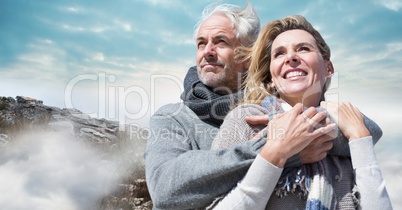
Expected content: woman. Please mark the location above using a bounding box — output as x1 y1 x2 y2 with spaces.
208 15 392 209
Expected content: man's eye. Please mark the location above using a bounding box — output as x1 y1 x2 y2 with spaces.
197 42 206 49
298 46 310 52
216 40 228 46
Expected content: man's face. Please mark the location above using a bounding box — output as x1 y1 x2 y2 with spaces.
195 14 247 94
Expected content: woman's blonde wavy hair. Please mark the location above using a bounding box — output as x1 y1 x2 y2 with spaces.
237 15 331 106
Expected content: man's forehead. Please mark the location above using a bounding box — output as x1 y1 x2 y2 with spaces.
197 15 236 39
196 34 231 41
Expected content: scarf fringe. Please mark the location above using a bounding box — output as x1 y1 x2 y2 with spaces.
275 167 311 200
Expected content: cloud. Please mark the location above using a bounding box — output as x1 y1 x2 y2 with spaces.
65 6 81 13
159 30 194 46
377 152 402 209
0 38 68 82
384 42 402 57
93 52 105 61
375 0 402 11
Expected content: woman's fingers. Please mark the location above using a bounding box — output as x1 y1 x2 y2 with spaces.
260 103 338 167
264 105 332 154
312 122 336 138
306 111 327 129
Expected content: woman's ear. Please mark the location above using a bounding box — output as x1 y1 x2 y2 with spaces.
326 61 334 78
269 79 275 88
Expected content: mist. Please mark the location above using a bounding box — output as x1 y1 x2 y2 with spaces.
0 130 143 210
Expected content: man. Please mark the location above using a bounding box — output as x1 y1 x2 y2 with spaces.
145 3 331 209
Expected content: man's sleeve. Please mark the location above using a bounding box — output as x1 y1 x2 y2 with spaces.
145 106 266 209
211 104 302 167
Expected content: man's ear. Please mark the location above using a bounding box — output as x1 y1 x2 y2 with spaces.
326 61 334 78
243 60 250 70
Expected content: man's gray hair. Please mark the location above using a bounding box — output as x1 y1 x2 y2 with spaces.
193 2 260 47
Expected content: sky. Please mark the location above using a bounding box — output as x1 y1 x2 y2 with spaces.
1 0 402 209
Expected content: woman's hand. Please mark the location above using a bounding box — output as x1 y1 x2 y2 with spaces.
320 101 370 141
246 112 336 163
259 103 335 167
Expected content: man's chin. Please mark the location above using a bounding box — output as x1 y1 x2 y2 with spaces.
200 71 220 82
200 77 220 88
202 66 220 73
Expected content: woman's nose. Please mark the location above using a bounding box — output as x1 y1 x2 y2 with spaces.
285 51 299 64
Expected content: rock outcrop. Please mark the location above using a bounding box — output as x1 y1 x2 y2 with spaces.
0 96 121 144
0 96 152 209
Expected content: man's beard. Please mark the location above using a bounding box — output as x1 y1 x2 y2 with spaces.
198 64 244 95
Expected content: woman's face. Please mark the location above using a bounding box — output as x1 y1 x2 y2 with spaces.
269 29 333 107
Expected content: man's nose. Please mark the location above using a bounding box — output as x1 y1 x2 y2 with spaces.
203 42 217 58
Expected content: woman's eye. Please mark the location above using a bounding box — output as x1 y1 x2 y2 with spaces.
273 51 284 58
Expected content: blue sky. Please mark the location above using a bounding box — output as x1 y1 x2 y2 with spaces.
1 0 402 208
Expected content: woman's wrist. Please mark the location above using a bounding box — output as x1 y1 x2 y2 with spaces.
349 127 370 141
259 144 288 168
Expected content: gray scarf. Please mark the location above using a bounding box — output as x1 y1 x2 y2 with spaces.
180 66 242 126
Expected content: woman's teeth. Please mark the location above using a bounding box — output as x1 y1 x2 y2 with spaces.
285 71 306 79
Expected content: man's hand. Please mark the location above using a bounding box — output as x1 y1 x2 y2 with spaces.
299 131 336 163
299 113 337 163
244 114 269 140
244 114 270 125
245 114 288 140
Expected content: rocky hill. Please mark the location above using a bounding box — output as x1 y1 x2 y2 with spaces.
0 96 152 209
